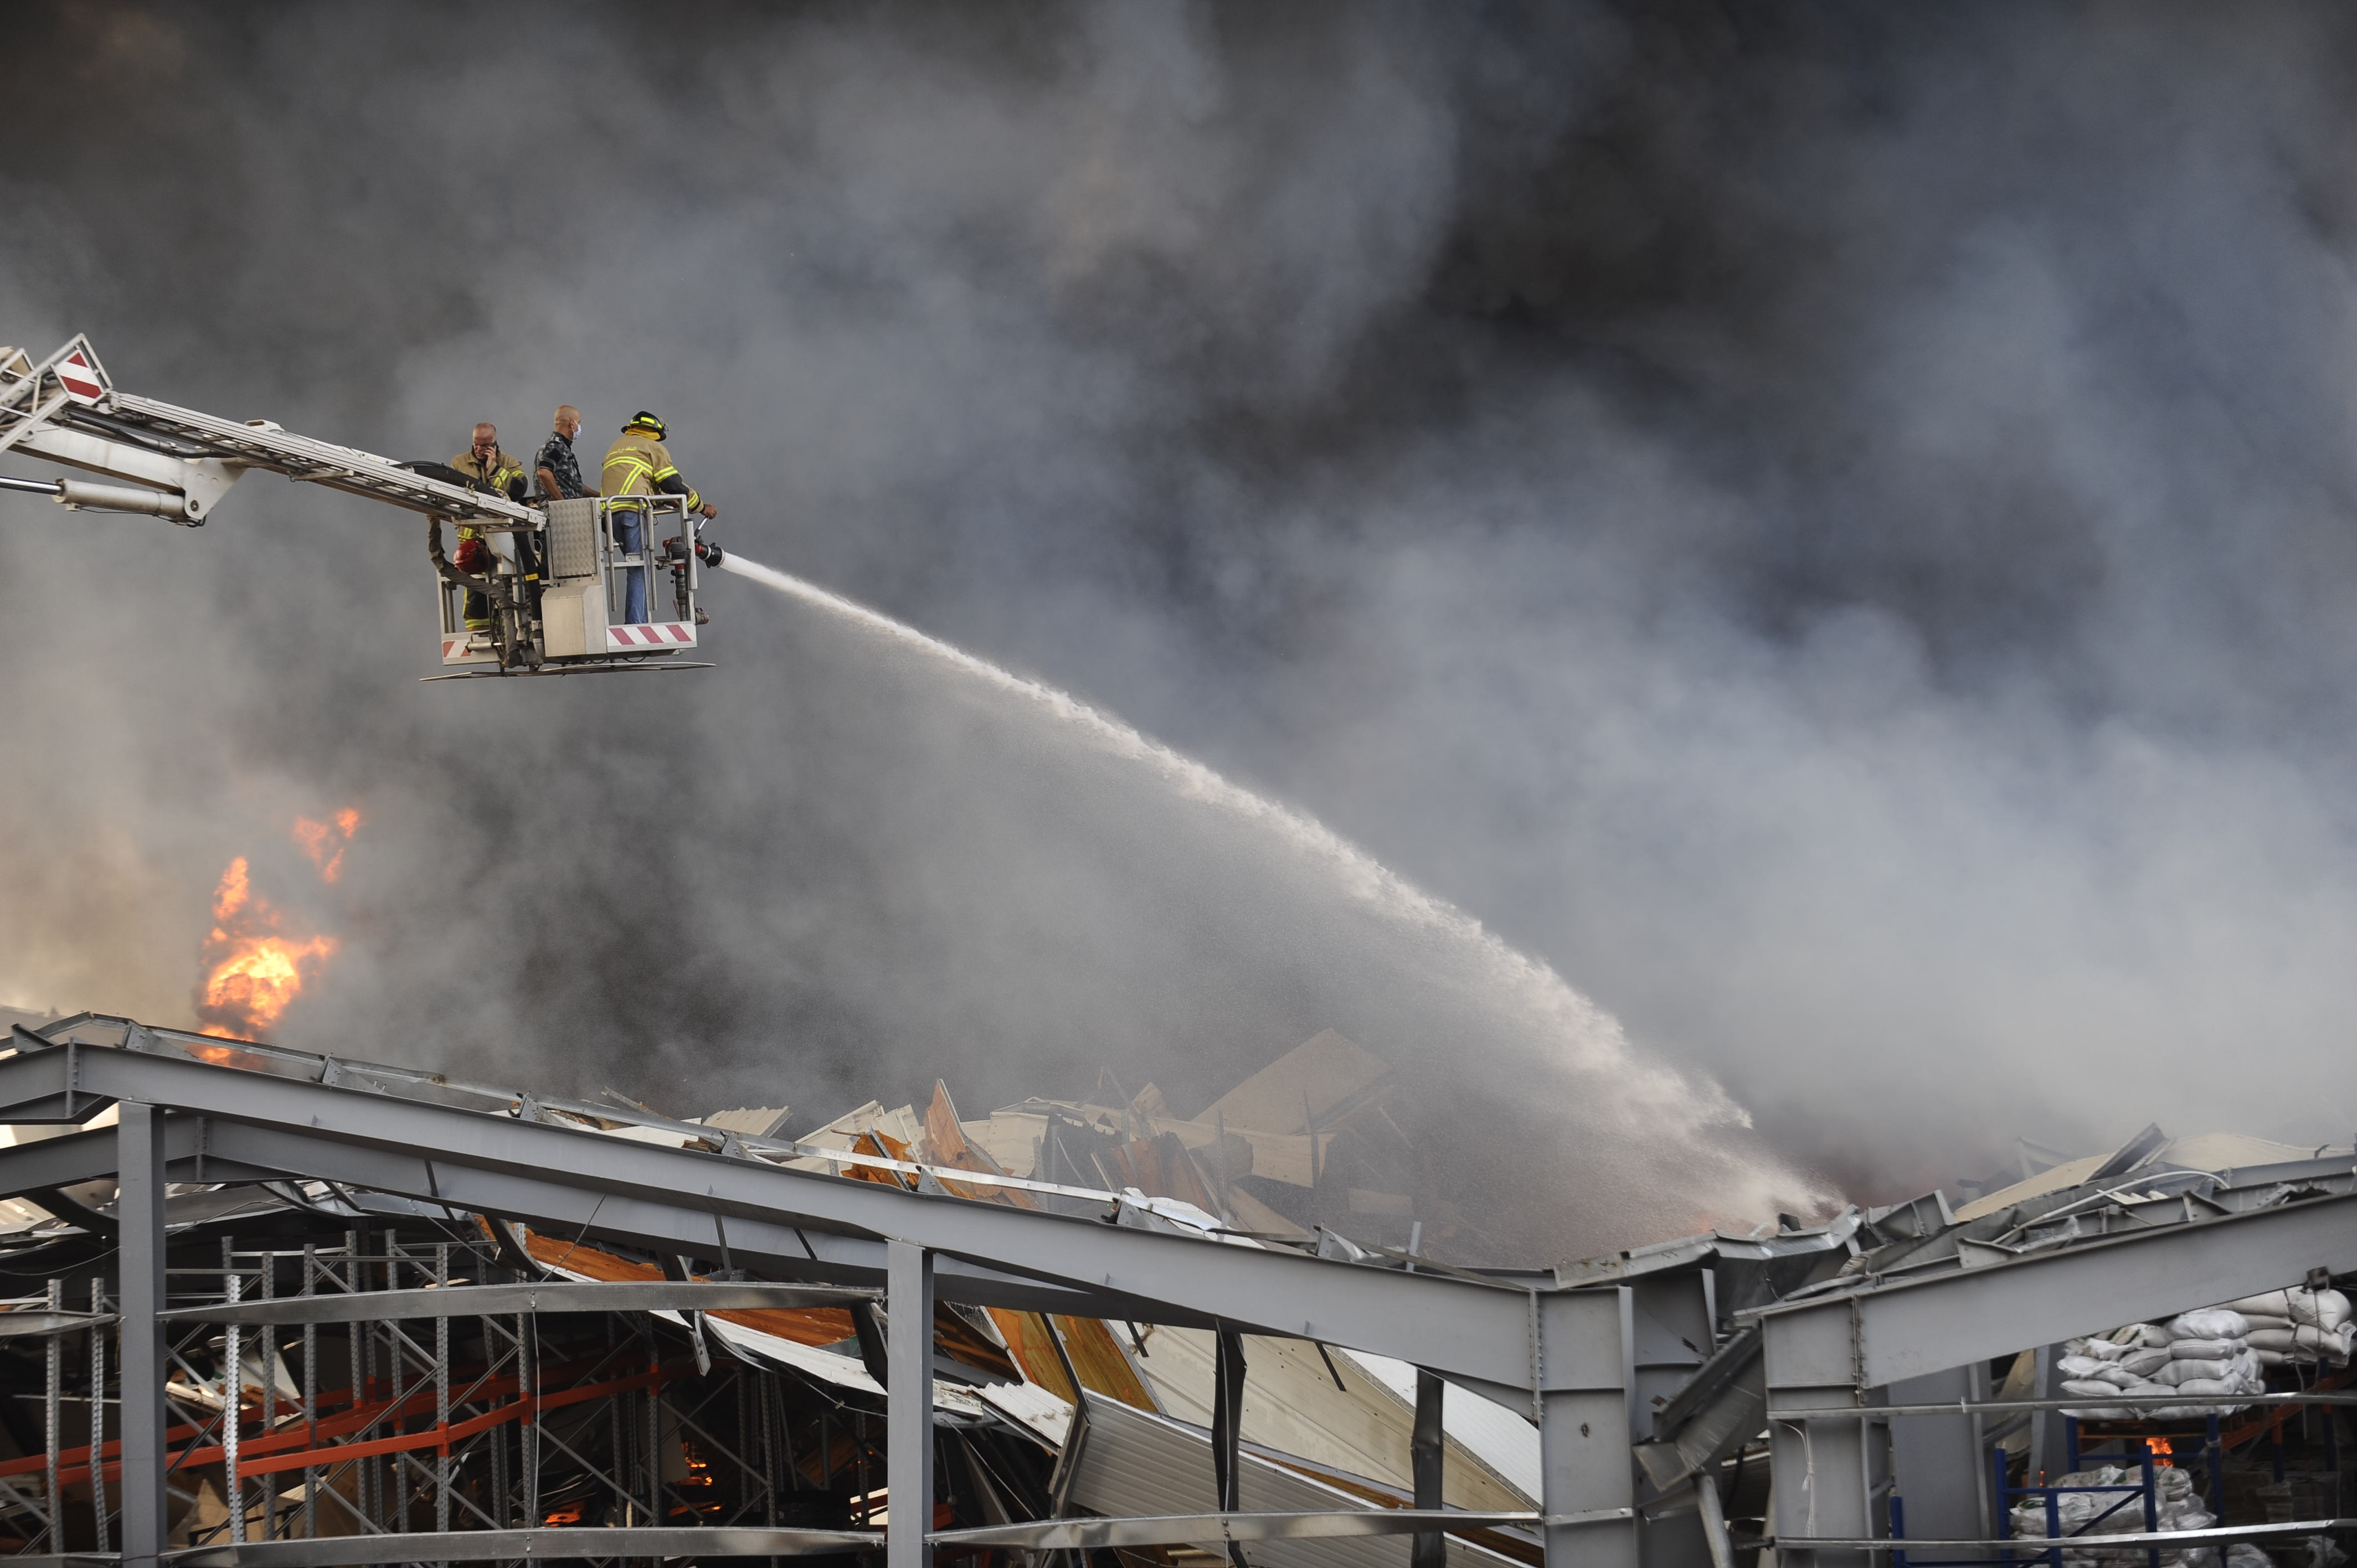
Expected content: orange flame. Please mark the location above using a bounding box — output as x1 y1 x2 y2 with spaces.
2147 1437 2175 1468
194 851 339 1039
292 808 362 883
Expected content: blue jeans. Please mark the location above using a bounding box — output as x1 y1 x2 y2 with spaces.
614 510 647 623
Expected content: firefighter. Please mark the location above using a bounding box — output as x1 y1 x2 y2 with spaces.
449 422 529 632
600 411 717 625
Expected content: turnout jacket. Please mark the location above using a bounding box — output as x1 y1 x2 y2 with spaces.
449 445 529 503
600 430 703 513
446 445 529 577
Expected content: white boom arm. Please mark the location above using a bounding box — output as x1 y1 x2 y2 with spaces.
0 334 533 529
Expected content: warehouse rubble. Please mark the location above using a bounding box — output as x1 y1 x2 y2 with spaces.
1 1014 2355 1568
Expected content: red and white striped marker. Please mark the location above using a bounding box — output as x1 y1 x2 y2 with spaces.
54 349 104 405
606 622 697 648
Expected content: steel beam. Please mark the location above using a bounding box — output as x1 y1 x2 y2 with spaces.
1762 1299 1885 1568
193 1118 1146 1320
163 1527 880 1566
932 1510 1550 1550
1538 1285 1639 1568
889 1240 934 1568
1412 1369 1445 1568
1883 1364 1987 1544
116 1105 167 1568
157 1280 879 1323
1757 1189 2357 1389
0 1119 207 1193
1629 1272 1715 1568
0 1046 1551 1387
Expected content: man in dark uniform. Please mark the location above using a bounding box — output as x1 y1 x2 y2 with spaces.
534 405 594 501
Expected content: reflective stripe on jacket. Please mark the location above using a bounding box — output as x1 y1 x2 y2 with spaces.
600 430 701 512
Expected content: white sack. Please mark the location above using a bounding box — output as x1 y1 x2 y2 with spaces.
2152 1358 2236 1385
2169 1338 2243 1361
2168 1309 2250 1340
2171 1378 2237 1396
2245 1324 2350 1361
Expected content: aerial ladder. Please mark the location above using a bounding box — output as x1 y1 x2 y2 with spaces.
0 334 721 678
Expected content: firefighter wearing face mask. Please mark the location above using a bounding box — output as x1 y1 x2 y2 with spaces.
600 411 717 625
448 422 530 631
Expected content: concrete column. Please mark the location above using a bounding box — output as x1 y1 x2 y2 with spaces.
888 1240 934 1568
117 1103 169 1568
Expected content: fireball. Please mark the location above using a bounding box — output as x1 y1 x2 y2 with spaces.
193 808 361 1039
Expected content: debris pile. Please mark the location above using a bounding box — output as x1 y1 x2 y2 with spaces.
800 1029 1448 1251
2006 1462 2214 1568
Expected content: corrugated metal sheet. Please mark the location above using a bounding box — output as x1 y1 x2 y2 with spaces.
1135 1327 1535 1512
1067 1393 1528 1568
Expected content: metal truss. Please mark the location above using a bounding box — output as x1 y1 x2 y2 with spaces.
5 1014 2352 1568
0 1018 1638 1568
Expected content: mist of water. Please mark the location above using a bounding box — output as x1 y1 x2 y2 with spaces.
718 550 1815 1219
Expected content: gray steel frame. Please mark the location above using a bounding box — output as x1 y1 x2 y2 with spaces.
1757 1189 2357 1568
0 1026 1640 1568
9 1019 2353 1568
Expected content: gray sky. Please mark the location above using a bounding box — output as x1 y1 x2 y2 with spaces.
5 2 2356 1256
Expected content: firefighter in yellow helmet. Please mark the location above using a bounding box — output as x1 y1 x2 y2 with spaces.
450 422 529 631
600 411 717 625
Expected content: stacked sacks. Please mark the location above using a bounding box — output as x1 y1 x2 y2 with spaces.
2059 1309 2265 1419
2217 1287 2354 1369
2006 1462 2216 1568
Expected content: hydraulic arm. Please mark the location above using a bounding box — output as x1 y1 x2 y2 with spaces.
1 334 713 678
